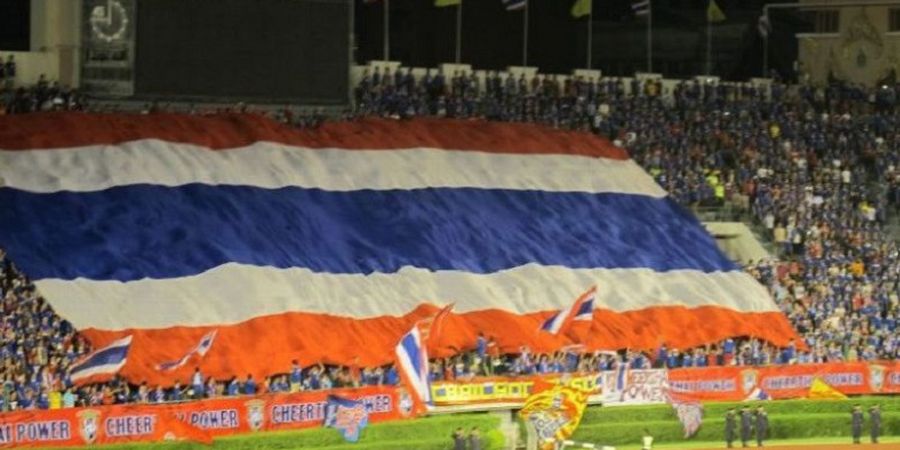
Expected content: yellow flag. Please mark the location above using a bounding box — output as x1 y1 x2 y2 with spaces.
520 380 591 448
808 377 848 400
435 0 461 6
571 0 591 18
707 0 726 23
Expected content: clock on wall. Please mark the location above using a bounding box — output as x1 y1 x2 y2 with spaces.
90 0 129 43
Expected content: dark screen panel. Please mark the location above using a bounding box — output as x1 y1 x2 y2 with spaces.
0 0 30 51
135 0 349 104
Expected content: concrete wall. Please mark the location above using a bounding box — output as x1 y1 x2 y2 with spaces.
6 0 80 87
797 2 900 86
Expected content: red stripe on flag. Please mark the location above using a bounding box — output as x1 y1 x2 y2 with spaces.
78 305 799 387
0 113 630 159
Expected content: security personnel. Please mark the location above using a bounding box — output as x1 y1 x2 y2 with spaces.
869 405 881 444
740 406 753 448
755 406 768 447
725 407 737 448
851 405 863 444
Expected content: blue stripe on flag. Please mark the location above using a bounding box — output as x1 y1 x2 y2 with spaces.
0 186 737 281
575 299 593 316
400 332 424 378
71 344 129 373
541 312 561 331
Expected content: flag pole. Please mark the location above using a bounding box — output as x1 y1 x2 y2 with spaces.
706 10 712 75
455 0 463 63
522 0 529 66
762 10 769 77
647 0 653 72
383 0 390 60
586 2 593 69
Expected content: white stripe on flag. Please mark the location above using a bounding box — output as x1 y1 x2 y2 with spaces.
35 266 775 330
0 143 666 197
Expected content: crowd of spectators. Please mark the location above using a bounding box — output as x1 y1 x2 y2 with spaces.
0 54 85 115
0 64 898 411
353 66 900 367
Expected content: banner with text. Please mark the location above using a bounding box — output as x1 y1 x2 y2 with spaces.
667 361 900 401
431 369 667 406
432 362 899 406
0 386 410 447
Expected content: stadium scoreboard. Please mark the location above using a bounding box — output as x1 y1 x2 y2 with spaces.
81 0 351 105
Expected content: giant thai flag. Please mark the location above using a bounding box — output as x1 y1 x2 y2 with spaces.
0 113 799 385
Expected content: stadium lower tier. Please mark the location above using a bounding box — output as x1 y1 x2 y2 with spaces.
0 366 897 448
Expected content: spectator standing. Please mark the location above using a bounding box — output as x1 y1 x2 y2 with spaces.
289 360 303 392
226 377 240 396
191 367 203 399
243 374 257 395
62 388 76 408
3 55 14 88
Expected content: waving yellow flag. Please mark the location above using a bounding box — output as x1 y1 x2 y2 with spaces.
808 377 848 400
707 0 726 23
571 0 591 18
520 380 592 449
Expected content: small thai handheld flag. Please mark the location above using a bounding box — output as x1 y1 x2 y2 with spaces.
70 335 133 384
157 330 218 371
540 286 596 334
394 325 432 412
502 0 527 11
324 394 370 442
744 387 771 401
632 0 650 16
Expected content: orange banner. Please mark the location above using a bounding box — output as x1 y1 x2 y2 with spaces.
668 361 900 401
0 386 411 447
0 405 210 448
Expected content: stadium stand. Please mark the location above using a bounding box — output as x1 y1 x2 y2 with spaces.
0 66 896 411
